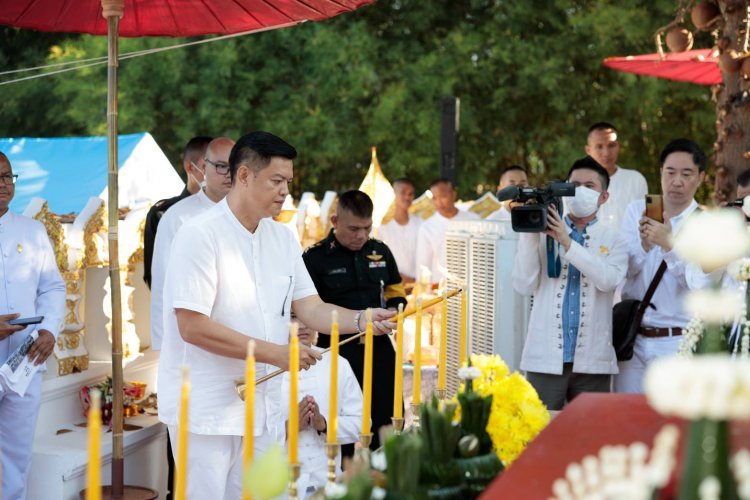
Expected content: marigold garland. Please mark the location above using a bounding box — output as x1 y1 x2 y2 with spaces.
462 354 550 465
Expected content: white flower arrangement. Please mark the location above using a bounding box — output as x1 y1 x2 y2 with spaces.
685 289 744 325
371 486 387 500
678 318 705 357
549 424 680 500
370 450 387 471
324 482 347 499
729 258 750 282
645 355 750 421
674 209 750 272
457 366 481 381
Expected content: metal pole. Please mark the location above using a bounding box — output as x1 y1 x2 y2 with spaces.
103 0 124 495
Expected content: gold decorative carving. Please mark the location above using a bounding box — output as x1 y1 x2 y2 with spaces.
82 201 107 268
469 194 502 219
56 354 89 376
32 201 69 274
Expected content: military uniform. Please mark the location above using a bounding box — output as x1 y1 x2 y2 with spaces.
303 230 406 450
142 186 190 289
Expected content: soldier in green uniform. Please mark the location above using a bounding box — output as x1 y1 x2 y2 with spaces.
303 190 406 453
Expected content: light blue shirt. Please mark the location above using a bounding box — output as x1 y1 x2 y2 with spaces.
562 215 597 362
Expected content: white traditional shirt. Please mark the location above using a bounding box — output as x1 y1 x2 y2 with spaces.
282 349 362 497
150 189 216 350
621 199 713 328
377 215 421 280
0 211 65 366
486 206 510 221
158 199 318 436
597 166 648 229
414 209 480 282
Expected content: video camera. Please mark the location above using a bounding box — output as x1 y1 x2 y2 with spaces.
496 182 576 233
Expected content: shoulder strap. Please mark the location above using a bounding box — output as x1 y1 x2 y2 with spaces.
638 260 668 313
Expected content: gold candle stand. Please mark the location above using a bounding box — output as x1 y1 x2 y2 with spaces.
288 463 301 500
359 433 373 453
391 417 405 434
410 403 421 430
325 442 339 486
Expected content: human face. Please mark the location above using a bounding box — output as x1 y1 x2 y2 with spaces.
331 209 372 251
0 157 15 215
247 157 294 219
393 181 415 211
660 151 704 210
738 183 750 200
498 169 528 190
203 139 234 202
568 168 607 196
185 156 206 184
585 129 620 175
430 182 457 217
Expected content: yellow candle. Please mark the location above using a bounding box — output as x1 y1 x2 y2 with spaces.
243 340 255 500
459 290 467 368
288 323 299 464
438 288 448 392
393 303 404 419
175 367 190 500
327 310 339 444
413 296 423 406
361 309 373 436
86 389 101 500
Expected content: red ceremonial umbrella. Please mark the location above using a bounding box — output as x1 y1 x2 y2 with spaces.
603 48 721 85
0 0 375 497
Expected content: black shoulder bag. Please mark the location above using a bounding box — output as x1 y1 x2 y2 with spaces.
612 260 668 361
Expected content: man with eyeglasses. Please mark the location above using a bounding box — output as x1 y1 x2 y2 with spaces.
151 137 235 351
0 152 66 499
150 136 233 500
143 136 212 290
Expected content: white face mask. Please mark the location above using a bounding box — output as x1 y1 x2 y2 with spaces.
566 186 601 218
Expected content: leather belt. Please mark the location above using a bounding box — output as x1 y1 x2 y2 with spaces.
639 326 683 337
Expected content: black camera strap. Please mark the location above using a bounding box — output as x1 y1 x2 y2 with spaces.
546 235 561 278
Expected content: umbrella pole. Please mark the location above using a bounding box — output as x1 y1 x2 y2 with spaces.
104 1 124 496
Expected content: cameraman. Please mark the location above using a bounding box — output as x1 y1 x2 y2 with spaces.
512 157 628 410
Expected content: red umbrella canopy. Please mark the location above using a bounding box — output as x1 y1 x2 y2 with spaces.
603 48 721 86
0 0 375 36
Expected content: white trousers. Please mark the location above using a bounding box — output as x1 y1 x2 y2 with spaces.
168 426 280 500
0 373 42 500
614 335 681 393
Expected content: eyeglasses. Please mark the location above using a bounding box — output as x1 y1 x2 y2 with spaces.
0 174 17 185
204 158 230 175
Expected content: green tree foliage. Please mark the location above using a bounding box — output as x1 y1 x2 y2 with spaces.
0 0 715 199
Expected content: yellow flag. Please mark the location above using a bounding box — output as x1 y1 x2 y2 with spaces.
358 147 395 228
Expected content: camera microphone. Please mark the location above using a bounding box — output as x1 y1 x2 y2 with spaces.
496 185 520 202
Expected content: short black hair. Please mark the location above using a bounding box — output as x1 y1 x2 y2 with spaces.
229 131 298 182
337 190 373 218
587 122 618 135
738 169 750 187
499 165 527 179
429 178 455 190
392 177 415 189
659 138 707 172
567 156 610 190
183 136 213 163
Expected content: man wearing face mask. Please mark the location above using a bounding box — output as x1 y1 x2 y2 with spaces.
143 136 212 289
512 156 628 410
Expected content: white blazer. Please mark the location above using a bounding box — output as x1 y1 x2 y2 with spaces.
512 219 628 375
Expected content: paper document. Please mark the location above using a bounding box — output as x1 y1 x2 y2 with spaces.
0 331 42 396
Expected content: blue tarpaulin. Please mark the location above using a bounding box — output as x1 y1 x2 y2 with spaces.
1 132 183 214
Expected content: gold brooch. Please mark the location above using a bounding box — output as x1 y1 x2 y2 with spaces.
17 244 22 254
599 245 609 255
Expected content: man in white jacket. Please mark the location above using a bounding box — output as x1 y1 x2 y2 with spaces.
0 152 66 499
512 157 628 410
